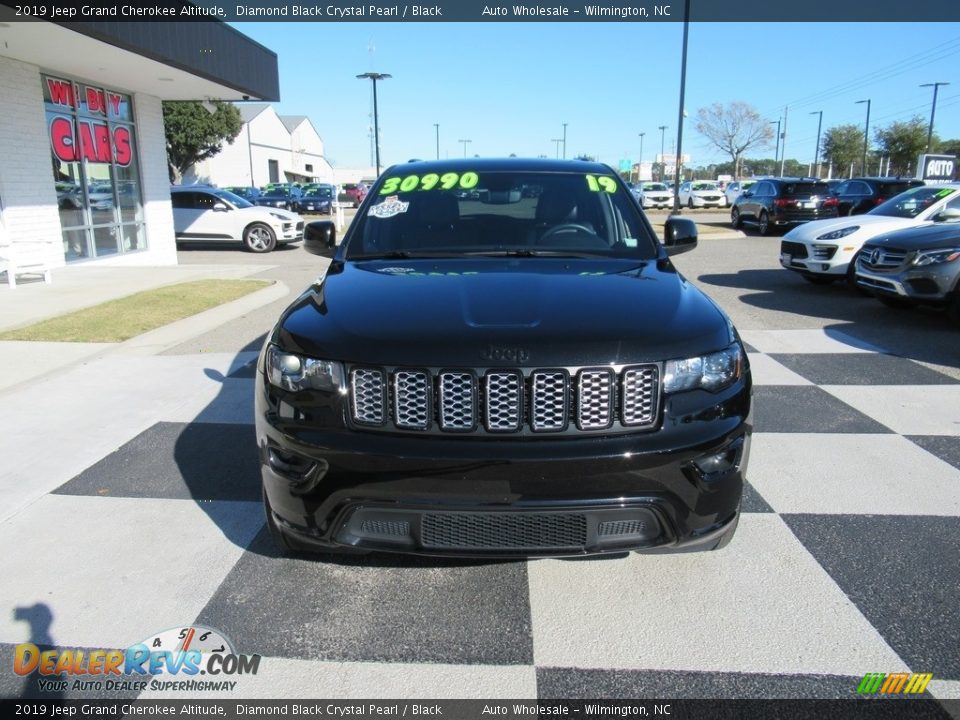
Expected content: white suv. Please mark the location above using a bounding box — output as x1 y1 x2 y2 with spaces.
171 186 304 253
780 184 960 286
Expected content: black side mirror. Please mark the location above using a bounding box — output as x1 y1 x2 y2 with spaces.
663 217 698 256
304 220 337 258
740 190 752 198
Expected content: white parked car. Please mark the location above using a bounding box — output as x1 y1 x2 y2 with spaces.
637 182 674 209
171 186 304 253
678 181 726 209
780 184 960 286
724 180 756 207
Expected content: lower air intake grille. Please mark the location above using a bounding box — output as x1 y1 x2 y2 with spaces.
360 520 410 537
598 519 647 537
421 512 588 550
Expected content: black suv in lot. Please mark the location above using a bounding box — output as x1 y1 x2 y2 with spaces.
731 177 838 235
831 177 925 216
256 159 752 558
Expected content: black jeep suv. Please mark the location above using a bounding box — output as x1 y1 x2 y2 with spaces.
830 177 925 216
731 177 838 235
256 159 752 558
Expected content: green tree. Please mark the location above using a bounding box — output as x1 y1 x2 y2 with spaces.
163 101 243 183
694 101 773 179
821 124 864 177
874 116 932 176
936 138 960 158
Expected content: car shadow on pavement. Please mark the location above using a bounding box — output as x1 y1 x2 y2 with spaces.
698 269 960 371
173 341 545 569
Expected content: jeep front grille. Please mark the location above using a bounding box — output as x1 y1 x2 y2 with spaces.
349 364 661 436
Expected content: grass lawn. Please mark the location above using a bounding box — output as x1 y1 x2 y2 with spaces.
0 279 272 343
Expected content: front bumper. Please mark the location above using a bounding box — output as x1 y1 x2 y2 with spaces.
256 373 752 558
856 263 956 302
779 240 854 276
689 196 726 208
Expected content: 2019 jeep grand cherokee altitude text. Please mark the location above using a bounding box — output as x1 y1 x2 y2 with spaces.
255 159 752 558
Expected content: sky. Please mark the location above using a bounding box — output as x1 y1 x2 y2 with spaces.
229 21 960 171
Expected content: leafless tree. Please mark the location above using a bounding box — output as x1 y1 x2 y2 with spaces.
695 102 773 179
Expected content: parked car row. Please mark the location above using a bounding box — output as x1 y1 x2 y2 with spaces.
778 183 960 324
224 183 337 214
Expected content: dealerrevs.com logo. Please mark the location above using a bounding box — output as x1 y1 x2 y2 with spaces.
14 625 260 693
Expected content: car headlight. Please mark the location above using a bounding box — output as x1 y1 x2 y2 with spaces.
265 345 344 392
664 343 743 394
912 248 960 266
816 226 859 240
269 212 288 221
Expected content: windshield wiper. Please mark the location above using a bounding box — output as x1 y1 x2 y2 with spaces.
461 249 611 258
351 250 465 259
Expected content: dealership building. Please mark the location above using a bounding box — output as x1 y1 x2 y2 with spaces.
0 16 279 270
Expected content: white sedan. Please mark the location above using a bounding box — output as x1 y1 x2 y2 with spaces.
779 184 960 285
678 181 726 208
637 182 674 209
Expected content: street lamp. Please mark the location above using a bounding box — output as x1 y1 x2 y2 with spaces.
356 72 391 176
562 123 568 159
433 123 439 160
920 82 949 153
658 125 667 181
671 0 691 215
458 139 471 157
638 132 645 182
810 110 823 178
855 99 871 176
770 119 781 170
551 139 563 159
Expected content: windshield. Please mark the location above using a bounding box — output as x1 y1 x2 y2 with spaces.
213 189 253 209
345 168 659 260
869 186 955 218
305 188 333 198
692 183 719 191
643 183 668 191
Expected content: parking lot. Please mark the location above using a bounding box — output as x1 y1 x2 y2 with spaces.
1 216 958 701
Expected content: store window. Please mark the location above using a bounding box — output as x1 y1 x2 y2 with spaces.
44 75 145 262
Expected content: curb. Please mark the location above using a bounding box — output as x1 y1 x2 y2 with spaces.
113 279 290 356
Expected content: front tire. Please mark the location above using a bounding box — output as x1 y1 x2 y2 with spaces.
731 207 742 229
243 223 277 253
687 197 694 209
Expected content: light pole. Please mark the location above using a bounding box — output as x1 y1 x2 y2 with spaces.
433 123 439 160
810 110 823 178
770 119 781 171
638 132 645 182
551 139 563 159
920 82 949 153
458 139 471 158
356 72 391 176
658 125 667 181
855 99 871 176
671 0 691 215
561 123 568 159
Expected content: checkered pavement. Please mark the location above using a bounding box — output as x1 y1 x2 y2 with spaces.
1 329 958 702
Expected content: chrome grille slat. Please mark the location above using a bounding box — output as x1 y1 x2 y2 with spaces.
531 370 568 432
350 368 386 425
622 366 659 426
349 364 660 434
577 369 614 430
486 371 522 431
439 371 476 431
394 370 430 429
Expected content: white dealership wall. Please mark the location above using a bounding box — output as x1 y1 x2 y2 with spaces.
0 20 279 271
185 105 334 188
0 54 178 268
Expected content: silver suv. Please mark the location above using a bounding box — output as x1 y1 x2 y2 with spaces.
856 215 960 323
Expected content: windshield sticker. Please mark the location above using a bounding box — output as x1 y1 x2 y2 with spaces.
585 174 618 193
368 196 410 219
935 188 955 198
379 171 480 195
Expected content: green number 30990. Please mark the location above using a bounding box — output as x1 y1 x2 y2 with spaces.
379 171 479 195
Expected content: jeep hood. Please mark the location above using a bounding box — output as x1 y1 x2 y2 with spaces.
274 259 733 366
